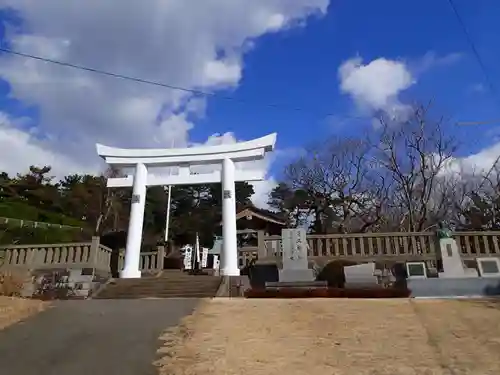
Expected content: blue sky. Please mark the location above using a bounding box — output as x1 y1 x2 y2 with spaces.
199 0 500 162
0 0 499 205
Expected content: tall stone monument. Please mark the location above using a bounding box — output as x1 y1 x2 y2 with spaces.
437 224 478 278
279 228 315 282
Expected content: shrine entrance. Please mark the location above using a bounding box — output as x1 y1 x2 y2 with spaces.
96 133 277 278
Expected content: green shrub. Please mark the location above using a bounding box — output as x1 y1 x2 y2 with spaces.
244 287 411 298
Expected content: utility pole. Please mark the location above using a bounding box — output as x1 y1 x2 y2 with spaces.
164 185 172 242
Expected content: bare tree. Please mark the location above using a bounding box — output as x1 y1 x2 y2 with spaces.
373 104 459 232
95 166 126 235
284 137 388 233
454 158 500 230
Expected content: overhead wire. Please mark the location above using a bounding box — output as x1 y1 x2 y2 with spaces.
447 0 500 106
0 46 367 122
446 0 500 183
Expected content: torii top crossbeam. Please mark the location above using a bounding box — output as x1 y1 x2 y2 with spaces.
96 133 276 167
96 133 277 187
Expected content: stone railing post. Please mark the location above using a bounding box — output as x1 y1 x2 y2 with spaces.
26 248 37 269
89 236 101 270
257 231 267 260
157 245 165 270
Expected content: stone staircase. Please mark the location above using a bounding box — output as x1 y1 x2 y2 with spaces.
92 270 223 299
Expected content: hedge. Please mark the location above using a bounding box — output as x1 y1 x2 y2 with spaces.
244 287 411 298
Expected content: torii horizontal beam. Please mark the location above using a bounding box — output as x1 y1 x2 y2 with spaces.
107 170 265 188
96 133 277 167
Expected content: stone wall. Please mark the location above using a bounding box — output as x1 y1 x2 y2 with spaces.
408 278 500 298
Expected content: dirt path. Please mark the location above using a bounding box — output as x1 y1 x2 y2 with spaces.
0 299 200 375
157 299 500 375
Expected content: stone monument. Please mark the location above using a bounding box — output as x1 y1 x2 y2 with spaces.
344 262 379 286
437 224 478 278
278 228 315 282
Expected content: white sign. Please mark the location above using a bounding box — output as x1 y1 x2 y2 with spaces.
477 257 500 278
213 255 220 275
183 245 193 270
281 228 308 270
201 247 208 268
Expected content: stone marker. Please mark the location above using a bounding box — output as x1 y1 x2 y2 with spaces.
405 262 427 279
476 257 500 278
344 262 379 286
439 238 478 278
278 228 315 282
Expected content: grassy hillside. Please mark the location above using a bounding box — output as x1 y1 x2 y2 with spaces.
0 201 86 228
0 201 90 245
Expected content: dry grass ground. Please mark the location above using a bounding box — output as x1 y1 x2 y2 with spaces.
157 298 500 375
0 296 47 330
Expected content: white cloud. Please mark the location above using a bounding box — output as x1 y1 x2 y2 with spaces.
442 142 500 177
338 57 415 120
0 112 99 179
0 0 329 204
414 51 463 74
338 52 461 122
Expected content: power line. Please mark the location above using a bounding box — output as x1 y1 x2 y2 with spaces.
457 119 500 126
446 0 500 103
0 46 366 121
0 47 222 96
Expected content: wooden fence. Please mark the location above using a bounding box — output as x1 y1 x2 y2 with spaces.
0 237 166 274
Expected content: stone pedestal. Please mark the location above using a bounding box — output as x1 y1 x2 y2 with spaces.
439 238 478 278
278 269 315 283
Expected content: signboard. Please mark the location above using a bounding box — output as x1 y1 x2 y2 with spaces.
183 245 193 270
213 255 220 275
201 247 208 268
223 190 232 199
131 194 141 204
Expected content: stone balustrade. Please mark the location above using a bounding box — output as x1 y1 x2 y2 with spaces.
238 231 500 266
453 231 500 258
0 237 165 274
139 248 165 272
2 231 499 274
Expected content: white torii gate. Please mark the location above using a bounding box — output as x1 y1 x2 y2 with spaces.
96 133 276 279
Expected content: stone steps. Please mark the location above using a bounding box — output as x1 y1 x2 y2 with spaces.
93 272 222 299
